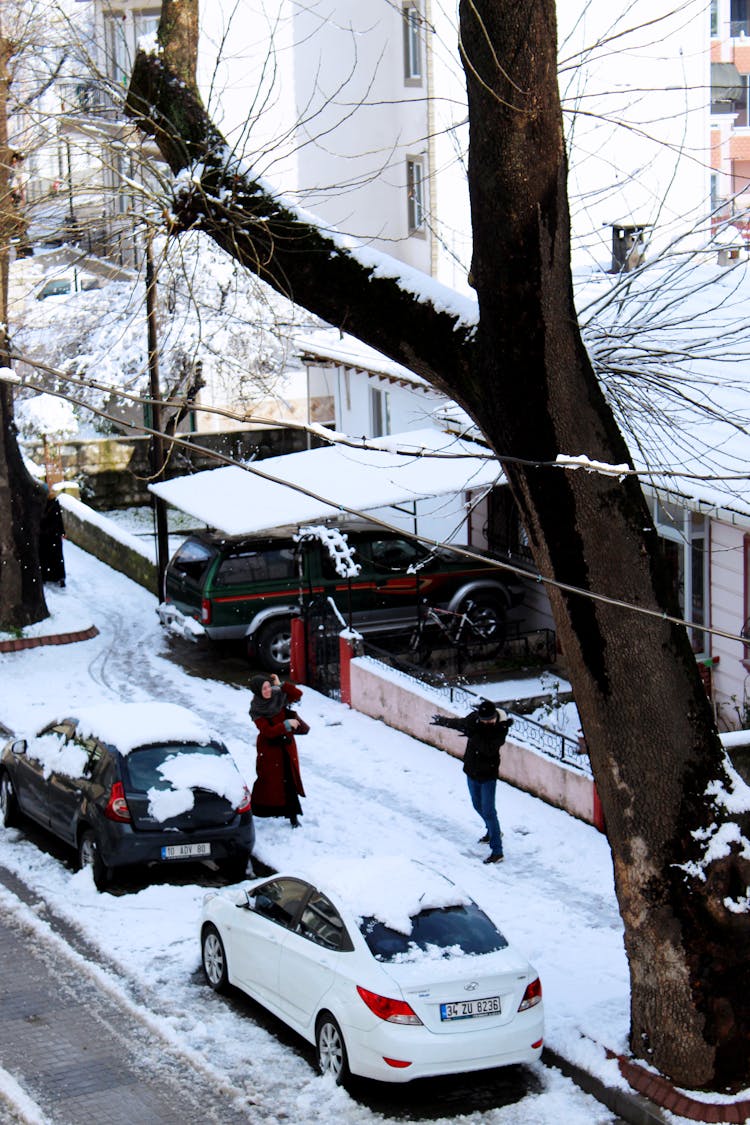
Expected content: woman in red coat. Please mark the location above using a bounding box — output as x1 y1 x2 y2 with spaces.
249 674 309 826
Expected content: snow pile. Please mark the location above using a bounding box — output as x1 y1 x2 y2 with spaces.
148 752 247 820
296 525 360 578
681 757 750 913
26 732 88 781
297 855 470 934
15 393 78 441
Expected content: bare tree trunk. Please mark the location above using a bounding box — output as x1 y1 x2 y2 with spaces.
0 26 47 631
128 0 750 1088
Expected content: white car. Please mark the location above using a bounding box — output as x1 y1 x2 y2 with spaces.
200 856 543 1084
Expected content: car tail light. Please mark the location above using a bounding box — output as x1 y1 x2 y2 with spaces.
236 786 252 814
105 781 132 823
531 1038 544 1049
383 1057 412 1068
201 598 212 625
518 977 542 1011
356 986 422 1025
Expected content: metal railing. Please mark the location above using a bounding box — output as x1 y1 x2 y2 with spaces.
361 641 592 775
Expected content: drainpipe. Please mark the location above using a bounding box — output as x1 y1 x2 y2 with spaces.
425 0 438 278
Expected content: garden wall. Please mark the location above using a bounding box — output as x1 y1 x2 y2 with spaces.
345 653 604 831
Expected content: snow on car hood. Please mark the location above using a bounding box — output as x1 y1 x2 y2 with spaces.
297 855 470 935
147 752 247 820
69 701 220 753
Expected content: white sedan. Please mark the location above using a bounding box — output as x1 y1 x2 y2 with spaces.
200 856 543 1084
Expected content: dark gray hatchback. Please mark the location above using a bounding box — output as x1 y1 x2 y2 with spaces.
0 701 254 890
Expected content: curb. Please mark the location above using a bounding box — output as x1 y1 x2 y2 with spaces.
0 625 99 654
545 1045 750 1125
543 1047 670 1125
613 1053 750 1124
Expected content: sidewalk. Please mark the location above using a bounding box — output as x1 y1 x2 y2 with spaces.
0 869 252 1125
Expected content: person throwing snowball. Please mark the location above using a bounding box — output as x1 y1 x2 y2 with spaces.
431 699 512 864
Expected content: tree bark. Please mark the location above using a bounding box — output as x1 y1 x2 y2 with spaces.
0 27 47 631
128 0 750 1088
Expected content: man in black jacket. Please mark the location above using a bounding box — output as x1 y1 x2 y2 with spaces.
432 700 512 864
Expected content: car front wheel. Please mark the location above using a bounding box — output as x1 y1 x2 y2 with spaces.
0 773 20 828
316 1012 350 1084
78 830 111 891
202 924 229 993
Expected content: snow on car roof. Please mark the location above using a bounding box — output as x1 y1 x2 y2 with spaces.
67 701 220 755
294 855 471 934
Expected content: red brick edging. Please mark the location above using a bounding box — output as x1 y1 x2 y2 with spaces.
609 1051 750 1123
0 625 99 653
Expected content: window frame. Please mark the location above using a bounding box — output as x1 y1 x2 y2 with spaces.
403 2 423 84
406 157 426 235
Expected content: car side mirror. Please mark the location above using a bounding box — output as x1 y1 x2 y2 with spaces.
11 739 27 755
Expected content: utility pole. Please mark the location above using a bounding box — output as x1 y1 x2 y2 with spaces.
145 227 170 598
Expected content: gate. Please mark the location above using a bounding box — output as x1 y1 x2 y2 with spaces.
302 595 343 699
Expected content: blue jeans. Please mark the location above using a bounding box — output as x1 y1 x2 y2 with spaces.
466 776 503 856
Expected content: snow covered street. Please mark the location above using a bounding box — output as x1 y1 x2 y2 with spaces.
0 544 629 1123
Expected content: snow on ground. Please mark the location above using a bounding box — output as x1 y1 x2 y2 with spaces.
0 543 632 1122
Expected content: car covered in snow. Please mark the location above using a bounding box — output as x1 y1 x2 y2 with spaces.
0 701 254 890
161 524 523 673
200 856 543 1084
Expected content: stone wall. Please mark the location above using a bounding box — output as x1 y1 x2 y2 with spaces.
346 653 603 830
59 494 157 594
25 427 324 509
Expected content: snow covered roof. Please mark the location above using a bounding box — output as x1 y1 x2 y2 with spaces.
297 329 430 389
149 429 502 536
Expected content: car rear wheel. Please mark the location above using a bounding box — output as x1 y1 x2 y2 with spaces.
0 773 20 828
78 830 111 892
316 1012 350 1084
202 924 229 993
254 618 292 674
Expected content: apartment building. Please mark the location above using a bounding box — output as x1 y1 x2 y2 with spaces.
710 0 750 234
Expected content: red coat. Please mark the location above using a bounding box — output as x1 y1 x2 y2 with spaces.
251 682 309 814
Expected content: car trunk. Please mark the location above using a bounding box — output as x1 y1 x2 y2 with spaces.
382 946 531 1033
126 787 236 830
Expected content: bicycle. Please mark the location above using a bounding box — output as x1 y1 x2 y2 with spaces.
407 596 506 669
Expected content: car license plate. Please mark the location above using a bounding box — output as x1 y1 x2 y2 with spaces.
161 842 211 860
440 995 501 1021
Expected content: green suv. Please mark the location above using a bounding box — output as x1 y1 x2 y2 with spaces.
160 525 522 672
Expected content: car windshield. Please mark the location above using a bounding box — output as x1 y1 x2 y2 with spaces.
121 742 229 792
359 903 508 961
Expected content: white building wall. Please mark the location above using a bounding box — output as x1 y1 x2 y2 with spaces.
710 518 750 727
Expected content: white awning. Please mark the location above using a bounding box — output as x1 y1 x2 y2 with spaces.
149 429 503 537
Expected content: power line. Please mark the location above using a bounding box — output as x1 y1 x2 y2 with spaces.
3 366 746 649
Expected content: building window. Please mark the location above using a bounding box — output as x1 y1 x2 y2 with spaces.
711 0 719 36
104 8 160 87
652 499 708 655
731 0 749 37
407 157 425 233
403 3 423 83
369 387 391 437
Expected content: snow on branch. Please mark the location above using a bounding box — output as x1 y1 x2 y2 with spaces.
555 453 630 478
